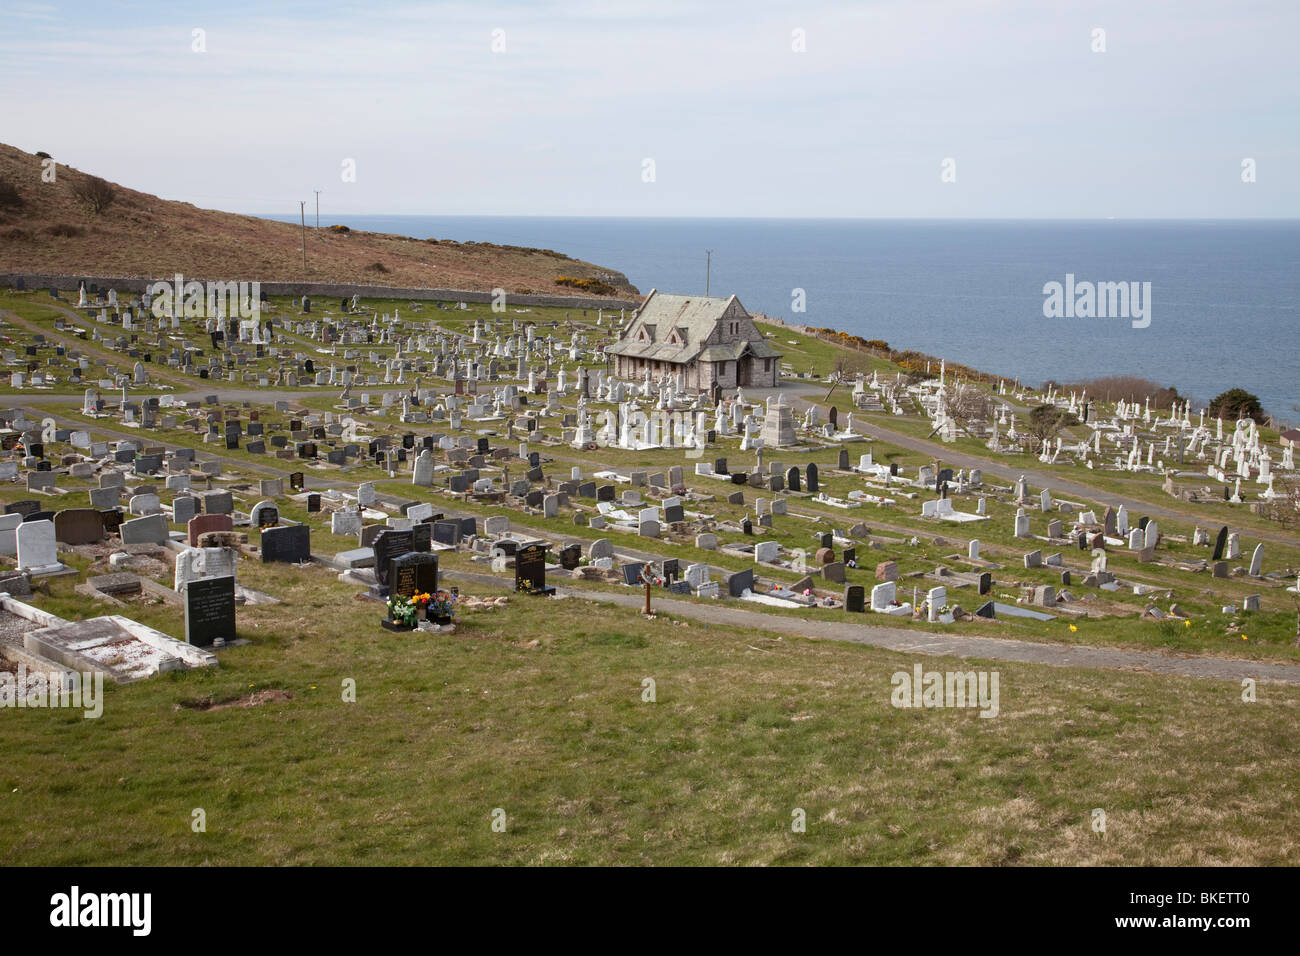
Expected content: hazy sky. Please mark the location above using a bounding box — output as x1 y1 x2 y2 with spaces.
2 0 1296 219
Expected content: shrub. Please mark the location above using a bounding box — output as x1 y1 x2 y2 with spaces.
364 261 390 274
34 151 50 159
1062 375 1184 409
329 224 351 233
71 175 116 214
45 223 84 238
0 226 33 240
0 177 23 212
555 275 615 295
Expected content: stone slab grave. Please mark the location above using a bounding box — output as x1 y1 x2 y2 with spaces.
24 611 217 682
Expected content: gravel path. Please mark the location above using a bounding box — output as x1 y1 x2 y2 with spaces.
444 568 1300 685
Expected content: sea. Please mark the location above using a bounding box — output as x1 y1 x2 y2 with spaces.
260 215 1299 419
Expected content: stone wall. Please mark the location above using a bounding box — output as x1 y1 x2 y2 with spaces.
0 273 641 312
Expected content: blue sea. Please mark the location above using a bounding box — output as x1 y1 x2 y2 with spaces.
261 215 1299 419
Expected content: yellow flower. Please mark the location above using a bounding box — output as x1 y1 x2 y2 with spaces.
1184 620 1191 628
1069 624 1078 633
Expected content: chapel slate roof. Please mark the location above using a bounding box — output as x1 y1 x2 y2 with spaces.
605 290 780 364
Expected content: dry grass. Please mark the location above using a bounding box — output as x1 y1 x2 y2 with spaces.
0 143 638 296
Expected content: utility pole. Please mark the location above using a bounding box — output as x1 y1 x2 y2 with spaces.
314 190 321 234
299 201 307 274
705 250 712 297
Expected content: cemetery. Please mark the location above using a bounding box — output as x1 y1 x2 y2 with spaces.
0 283 1295 655
0 279 1298 865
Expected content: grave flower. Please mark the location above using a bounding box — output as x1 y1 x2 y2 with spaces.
386 593 426 629
426 590 458 624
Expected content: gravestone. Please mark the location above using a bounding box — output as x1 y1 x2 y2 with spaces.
188 513 233 547
389 552 438 598
844 585 865 612
16 519 60 573
119 513 169 545
727 567 754 597
53 508 106 545
184 575 236 647
1211 525 1228 562
172 495 199 527
372 529 415 594
515 543 554 594
260 524 311 564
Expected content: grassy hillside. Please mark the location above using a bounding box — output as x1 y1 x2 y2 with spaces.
0 143 638 297
3 560 1297 866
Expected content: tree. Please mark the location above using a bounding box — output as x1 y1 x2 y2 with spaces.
1257 477 1299 530
944 383 994 438
1209 388 1265 424
1025 403 1078 446
823 352 870 401
72 175 116 214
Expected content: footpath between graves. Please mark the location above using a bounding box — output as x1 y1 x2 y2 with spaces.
14 401 1299 683
443 569 1300 685
22 402 1289 634
0 305 195 391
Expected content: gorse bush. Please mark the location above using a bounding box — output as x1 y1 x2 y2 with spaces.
555 276 615 295
45 223 84 238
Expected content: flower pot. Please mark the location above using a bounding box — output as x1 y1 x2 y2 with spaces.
428 613 453 627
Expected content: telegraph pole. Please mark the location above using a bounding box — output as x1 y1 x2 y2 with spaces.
299 201 308 274
705 250 712 297
314 189 321 234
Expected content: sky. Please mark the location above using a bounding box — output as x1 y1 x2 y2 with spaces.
1 0 1297 219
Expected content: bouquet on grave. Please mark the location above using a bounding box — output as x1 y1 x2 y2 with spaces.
426 590 458 621
387 591 433 628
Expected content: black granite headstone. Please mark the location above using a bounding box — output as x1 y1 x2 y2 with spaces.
260 525 310 564
184 575 236 647
728 568 754 597
1212 525 1228 562
515 543 553 594
372 529 415 594
844 585 865 612
389 552 438 598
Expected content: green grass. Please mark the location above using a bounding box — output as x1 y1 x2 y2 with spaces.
2 558 1297 865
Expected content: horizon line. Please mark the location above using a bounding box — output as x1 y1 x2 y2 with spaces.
246 213 1300 223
